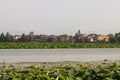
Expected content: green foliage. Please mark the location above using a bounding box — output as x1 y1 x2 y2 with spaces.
1 32 120 43
0 42 120 49
19 33 28 42
5 32 13 42
0 32 5 42
0 62 119 80
115 32 120 43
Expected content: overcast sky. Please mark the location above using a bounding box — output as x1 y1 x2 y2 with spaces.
0 0 120 35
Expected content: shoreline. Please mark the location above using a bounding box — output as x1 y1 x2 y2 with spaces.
1 60 120 67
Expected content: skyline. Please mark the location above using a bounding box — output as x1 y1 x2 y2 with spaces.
0 0 120 35
0 30 119 36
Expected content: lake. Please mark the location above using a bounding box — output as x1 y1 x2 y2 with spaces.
0 49 120 63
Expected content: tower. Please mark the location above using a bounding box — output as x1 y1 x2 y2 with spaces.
78 30 80 35
29 31 34 36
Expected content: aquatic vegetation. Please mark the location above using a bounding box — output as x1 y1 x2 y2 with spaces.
0 42 120 49
0 62 120 80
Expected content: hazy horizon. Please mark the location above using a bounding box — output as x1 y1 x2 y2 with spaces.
0 0 120 35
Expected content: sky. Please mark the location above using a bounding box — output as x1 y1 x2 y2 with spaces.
0 0 120 35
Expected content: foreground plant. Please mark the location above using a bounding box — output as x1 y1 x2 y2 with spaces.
0 62 120 80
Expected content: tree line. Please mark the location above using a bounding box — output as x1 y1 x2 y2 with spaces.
0 32 30 42
108 32 120 43
0 32 120 43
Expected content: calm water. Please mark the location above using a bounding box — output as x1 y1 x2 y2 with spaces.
0 49 120 63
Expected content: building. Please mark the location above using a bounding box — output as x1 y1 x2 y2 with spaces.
13 35 22 41
97 35 109 42
33 35 49 42
86 34 98 42
69 36 75 42
87 36 94 42
47 35 57 42
57 34 69 42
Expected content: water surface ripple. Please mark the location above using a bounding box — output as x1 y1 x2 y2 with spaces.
0 49 120 63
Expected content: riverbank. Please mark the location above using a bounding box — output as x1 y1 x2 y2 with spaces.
1 59 120 67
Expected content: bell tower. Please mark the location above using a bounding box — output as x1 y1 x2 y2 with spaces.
78 30 80 35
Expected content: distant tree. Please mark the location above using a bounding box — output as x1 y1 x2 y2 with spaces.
115 32 120 43
75 35 85 43
20 33 28 42
47 37 57 42
79 37 85 43
47 37 53 42
84 37 88 43
109 37 117 43
108 34 116 43
108 34 114 38
5 32 12 42
28 35 33 42
0 32 5 42
116 37 120 43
